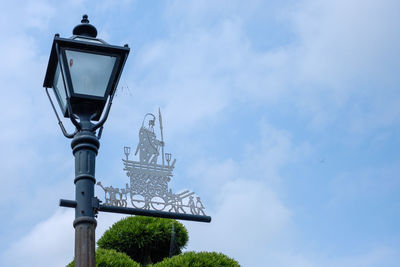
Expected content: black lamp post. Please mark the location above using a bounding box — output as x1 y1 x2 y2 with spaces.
43 15 130 267
44 14 211 267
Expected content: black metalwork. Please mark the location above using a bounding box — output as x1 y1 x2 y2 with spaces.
60 198 211 222
73 14 97 37
43 15 130 267
45 14 211 267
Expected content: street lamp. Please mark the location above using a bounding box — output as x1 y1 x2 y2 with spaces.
44 15 129 126
43 15 130 267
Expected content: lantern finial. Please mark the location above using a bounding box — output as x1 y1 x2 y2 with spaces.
81 14 89 23
73 14 97 38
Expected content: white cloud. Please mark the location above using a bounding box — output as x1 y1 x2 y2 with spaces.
141 0 400 134
1 1 399 267
1 209 126 267
24 0 55 30
1 209 74 267
184 179 291 267
128 16 293 135
182 120 301 204
178 120 297 266
325 247 399 267
292 0 400 86
289 0 400 130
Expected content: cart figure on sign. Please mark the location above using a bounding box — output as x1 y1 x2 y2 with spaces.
97 109 207 216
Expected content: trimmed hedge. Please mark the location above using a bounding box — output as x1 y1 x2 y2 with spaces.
151 251 240 267
97 216 188 265
66 248 140 267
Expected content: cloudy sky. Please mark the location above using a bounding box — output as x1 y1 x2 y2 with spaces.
0 0 399 266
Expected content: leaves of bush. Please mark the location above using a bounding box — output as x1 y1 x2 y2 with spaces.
67 248 140 267
97 216 188 265
151 251 241 267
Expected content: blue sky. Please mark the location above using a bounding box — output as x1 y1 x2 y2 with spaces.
0 0 399 266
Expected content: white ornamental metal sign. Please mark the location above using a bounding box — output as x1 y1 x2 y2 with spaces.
97 109 207 216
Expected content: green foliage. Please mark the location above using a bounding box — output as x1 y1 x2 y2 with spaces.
97 216 188 265
150 251 240 267
67 248 140 267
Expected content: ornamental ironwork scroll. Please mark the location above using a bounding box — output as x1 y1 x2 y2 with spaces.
97 109 207 216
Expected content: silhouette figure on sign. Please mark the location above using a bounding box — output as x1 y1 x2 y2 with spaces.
135 113 164 164
196 197 206 216
188 196 196 215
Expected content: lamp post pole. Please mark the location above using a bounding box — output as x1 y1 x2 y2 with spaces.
71 124 99 267
43 15 130 264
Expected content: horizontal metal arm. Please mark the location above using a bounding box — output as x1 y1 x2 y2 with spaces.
98 205 211 223
60 199 77 208
59 198 211 223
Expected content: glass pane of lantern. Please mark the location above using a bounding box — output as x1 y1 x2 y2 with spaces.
53 64 67 112
65 50 116 97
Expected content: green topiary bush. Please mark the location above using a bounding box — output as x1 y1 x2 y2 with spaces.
67 248 140 267
97 216 188 265
150 251 240 267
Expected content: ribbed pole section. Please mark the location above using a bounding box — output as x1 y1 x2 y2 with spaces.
71 131 99 267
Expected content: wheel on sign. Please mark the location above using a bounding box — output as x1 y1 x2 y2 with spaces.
131 194 147 209
150 196 166 211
